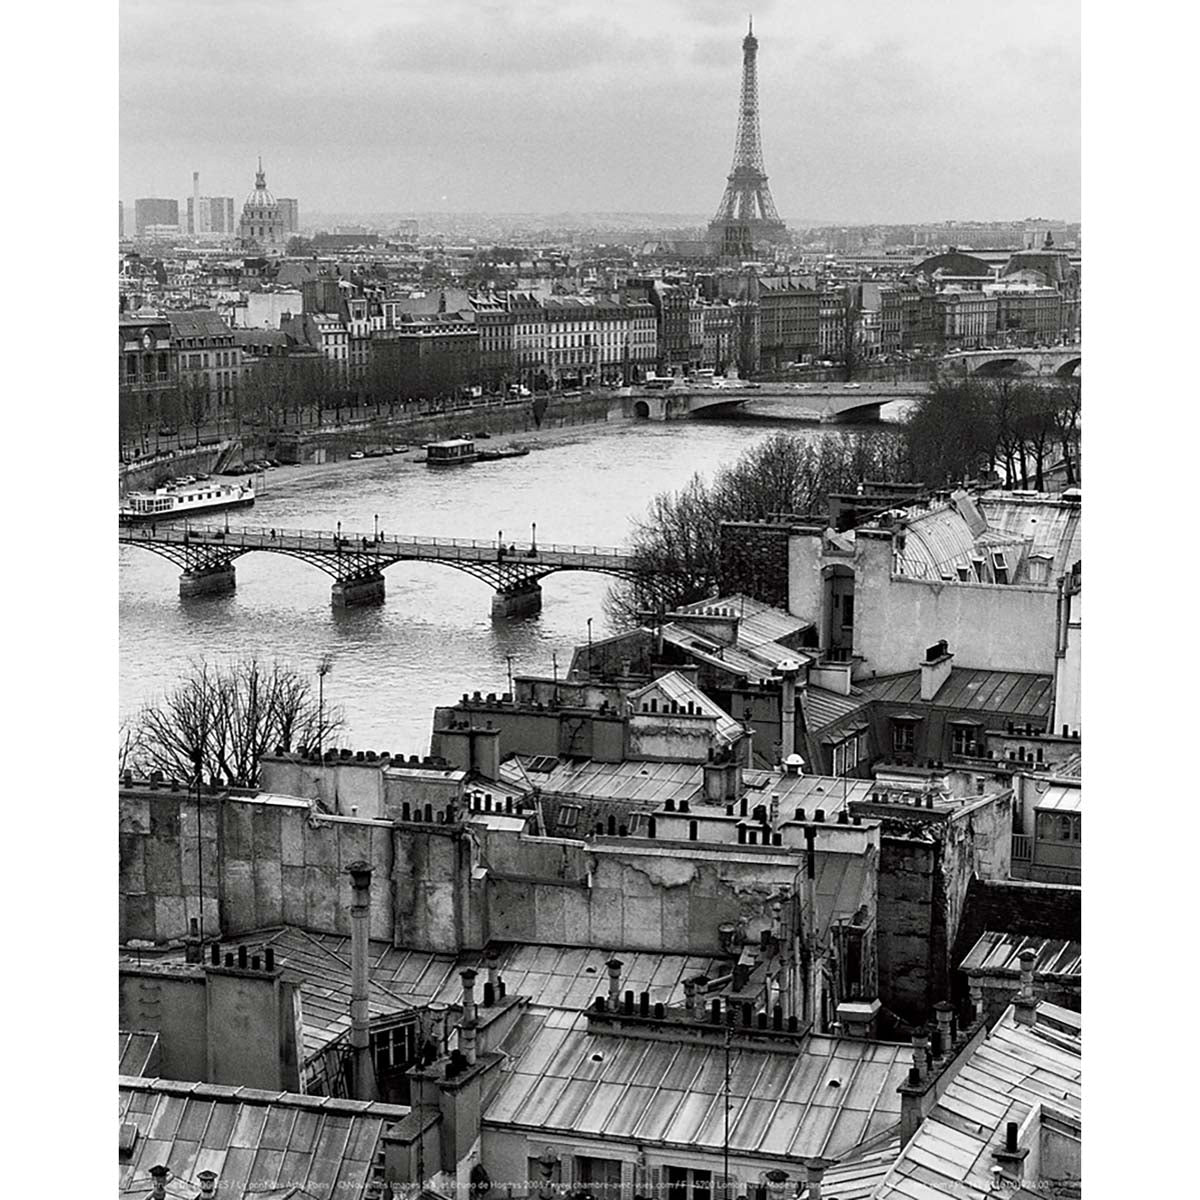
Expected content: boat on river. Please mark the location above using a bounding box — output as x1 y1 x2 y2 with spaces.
120 479 255 524
475 444 532 462
425 437 478 466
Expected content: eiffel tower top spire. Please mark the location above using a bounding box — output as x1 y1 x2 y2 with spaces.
708 18 787 256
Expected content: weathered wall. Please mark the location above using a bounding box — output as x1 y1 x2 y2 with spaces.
119 788 396 945
119 966 209 1082
855 535 1058 676
483 838 808 955
874 793 1013 1023
788 529 1060 675
119 787 221 945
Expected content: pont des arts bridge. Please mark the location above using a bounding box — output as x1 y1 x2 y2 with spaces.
119 523 695 616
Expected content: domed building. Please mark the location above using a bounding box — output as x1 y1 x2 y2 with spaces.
238 158 286 251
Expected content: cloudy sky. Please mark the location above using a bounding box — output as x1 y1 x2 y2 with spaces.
119 0 1080 223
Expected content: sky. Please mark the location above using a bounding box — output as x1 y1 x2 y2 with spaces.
119 0 1080 224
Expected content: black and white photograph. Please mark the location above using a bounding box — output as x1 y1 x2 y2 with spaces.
14 0 1193 1193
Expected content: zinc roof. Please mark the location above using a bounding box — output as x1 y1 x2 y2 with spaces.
118 1076 405 1199
675 594 812 649
120 1030 161 1077
146 932 724 1059
483 1010 910 1162
893 503 978 578
960 931 1082 979
873 1001 1081 1200
502 757 703 806
802 686 871 734
1033 784 1082 814
627 671 744 744
860 668 1053 719
977 495 1081 577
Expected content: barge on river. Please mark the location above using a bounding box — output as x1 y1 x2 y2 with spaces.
120 479 255 524
425 437 478 466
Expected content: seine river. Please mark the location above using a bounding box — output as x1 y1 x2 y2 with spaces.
119 401 903 754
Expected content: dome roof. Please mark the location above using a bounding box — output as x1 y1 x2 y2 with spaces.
244 158 277 209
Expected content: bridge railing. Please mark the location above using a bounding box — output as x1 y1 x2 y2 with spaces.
122 522 636 562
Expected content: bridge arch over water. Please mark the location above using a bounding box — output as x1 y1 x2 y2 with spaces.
120 523 679 617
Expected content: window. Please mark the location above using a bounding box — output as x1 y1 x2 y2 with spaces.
891 719 916 753
1037 812 1081 843
576 1156 623 1200
557 804 581 832
667 1168 712 1200
841 594 854 628
951 724 979 756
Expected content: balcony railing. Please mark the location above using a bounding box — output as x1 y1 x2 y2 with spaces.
1011 833 1032 861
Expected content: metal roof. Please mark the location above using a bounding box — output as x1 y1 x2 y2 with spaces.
143 931 726 1059
1033 784 1082 814
503 757 703 806
118 1076 406 1199
483 1010 910 1163
860 668 1053 718
960 931 1081 979
802 687 871 734
119 1030 161 1077
978 495 1082 577
873 1001 1081 1199
627 671 744 744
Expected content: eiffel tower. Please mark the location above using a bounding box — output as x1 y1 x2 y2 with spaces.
708 18 788 257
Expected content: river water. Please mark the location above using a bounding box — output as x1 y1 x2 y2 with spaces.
119 401 904 753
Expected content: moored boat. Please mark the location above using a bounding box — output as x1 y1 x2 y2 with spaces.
120 479 255 524
425 437 477 466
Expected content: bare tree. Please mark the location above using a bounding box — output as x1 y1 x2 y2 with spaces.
130 658 345 787
607 431 907 624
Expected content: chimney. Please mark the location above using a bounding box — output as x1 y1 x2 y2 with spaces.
149 1165 169 1200
802 1159 836 1200
775 659 803 761
764 1169 789 1200
460 968 478 1065
197 1170 218 1198
991 1119 1030 1183
689 975 709 1020
920 640 953 701
346 861 376 1100
703 755 742 803
607 958 623 1007
933 1002 955 1064
1013 947 1038 1026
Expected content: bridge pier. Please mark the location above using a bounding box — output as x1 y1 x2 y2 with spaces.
492 581 543 618
332 572 386 608
179 564 236 598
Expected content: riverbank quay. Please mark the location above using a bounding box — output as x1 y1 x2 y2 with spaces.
242 390 619 466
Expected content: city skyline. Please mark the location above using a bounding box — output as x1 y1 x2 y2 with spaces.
120 0 1081 224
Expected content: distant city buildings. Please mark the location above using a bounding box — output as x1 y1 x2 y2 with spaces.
278 197 300 235
133 196 179 236
238 158 288 252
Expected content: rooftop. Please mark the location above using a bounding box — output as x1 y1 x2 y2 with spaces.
873 1001 1081 1199
118 1075 405 1199
142 930 727 1059
859 667 1054 720
484 1008 911 1163
960 931 1082 980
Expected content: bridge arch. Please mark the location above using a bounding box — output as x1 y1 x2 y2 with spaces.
633 400 651 419
1055 357 1081 378
973 357 1031 377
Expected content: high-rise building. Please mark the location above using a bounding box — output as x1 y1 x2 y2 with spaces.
209 198 236 235
707 19 788 257
134 197 180 235
239 159 286 250
278 198 299 234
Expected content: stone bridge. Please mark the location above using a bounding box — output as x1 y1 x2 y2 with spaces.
952 347 1081 378
622 382 928 424
119 522 687 616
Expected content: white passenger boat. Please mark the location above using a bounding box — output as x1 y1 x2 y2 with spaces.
120 479 256 524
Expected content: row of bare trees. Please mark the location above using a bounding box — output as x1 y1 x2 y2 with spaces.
122 658 344 788
606 430 907 623
902 376 1081 490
